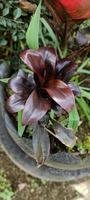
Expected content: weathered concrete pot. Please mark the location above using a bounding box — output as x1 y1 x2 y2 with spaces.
0 62 90 182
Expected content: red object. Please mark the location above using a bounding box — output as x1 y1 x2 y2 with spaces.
49 0 90 20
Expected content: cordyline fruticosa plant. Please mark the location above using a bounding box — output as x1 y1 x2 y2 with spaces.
7 47 80 165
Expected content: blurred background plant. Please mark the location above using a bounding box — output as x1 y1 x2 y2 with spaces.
0 170 14 200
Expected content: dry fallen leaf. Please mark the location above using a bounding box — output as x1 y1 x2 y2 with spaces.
18 183 27 191
19 0 37 13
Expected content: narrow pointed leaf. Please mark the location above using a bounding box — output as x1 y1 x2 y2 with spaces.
40 17 63 57
80 88 90 100
26 1 41 49
33 123 50 166
76 97 90 122
68 105 80 130
18 111 25 137
54 123 76 148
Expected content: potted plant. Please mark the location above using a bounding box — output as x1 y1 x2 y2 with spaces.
0 0 90 182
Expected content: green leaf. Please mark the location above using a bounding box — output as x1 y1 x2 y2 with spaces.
0 39 7 46
0 3 3 9
68 105 80 131
26 1 42 49
41 17 63 58
0 189 14 200
80 89 90 100
41 17 58 45
76 97 90 122
13 8 22 20
0 78 10 83
18 111 25 137
80 86 90 91
49 110 55 120
77 58 90 71
78 69 90 74
0 17 6 27
3 7 9 16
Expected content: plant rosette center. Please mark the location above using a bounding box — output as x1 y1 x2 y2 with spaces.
6 47 80 166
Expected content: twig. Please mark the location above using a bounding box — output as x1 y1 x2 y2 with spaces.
67 45 90 59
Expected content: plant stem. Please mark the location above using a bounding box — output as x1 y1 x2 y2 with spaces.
67 45 90 59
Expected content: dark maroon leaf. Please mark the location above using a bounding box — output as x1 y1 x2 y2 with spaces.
44 59 55 83
7 46 78 125
56 59 77 82
20 47 57 82
68 82 80 96
9 70 27 93
22 90 51 125
45 79 75 113
32 123 50 166
54 123 76 148
9 70 35 99
43 47 57 71
54 105 64 117
7 94 25 113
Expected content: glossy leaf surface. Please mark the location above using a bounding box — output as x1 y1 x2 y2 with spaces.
33 123 50 166
7 94 25 113
54 123 76 148
22 90 50 125
56 60 78 82
26 1 41 49
20 47 57 82
45 79 75 112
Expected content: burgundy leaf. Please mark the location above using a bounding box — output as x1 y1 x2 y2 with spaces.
7 94 25 113
33 123 50 166
68 83 80 96
56 59 78 82
44 59 55 83
9 70 35 98
43 47 57 71
45 79 75 112
22 90 51 125
20 47 57 82
9 70 27 93
53 123 76 148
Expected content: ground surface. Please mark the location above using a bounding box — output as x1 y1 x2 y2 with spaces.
0 146 90 200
